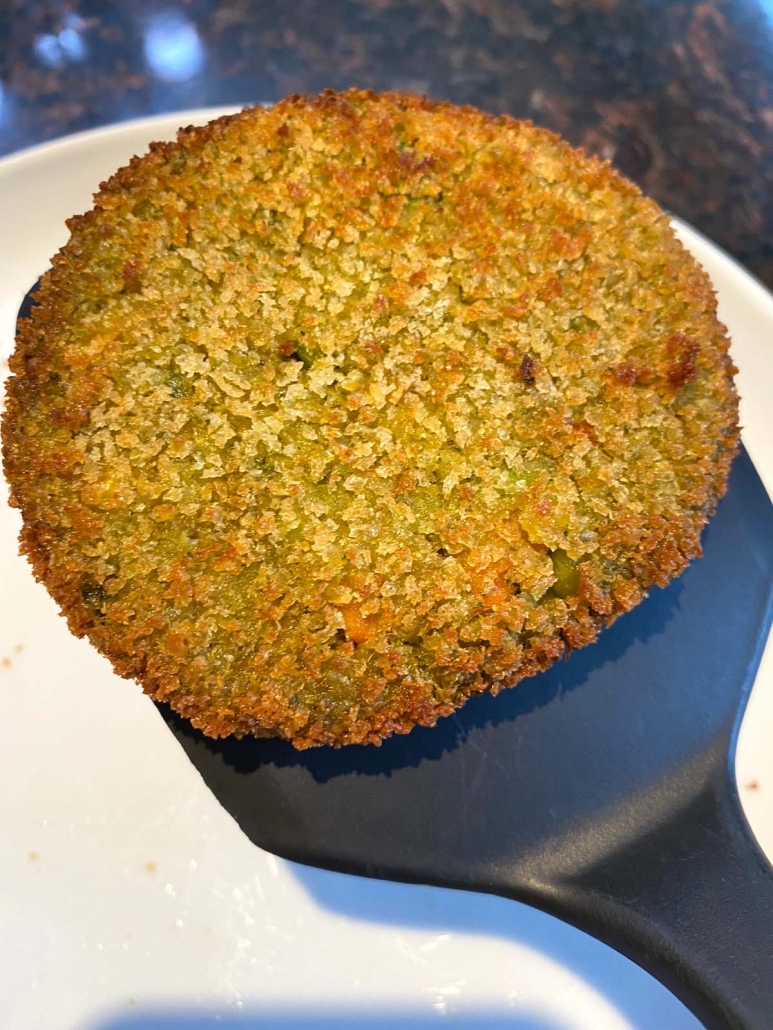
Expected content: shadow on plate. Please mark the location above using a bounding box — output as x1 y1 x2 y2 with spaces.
87 1007 586 1030
283 862 700 1030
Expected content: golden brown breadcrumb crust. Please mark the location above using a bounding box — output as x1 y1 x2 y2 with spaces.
2 90 739 748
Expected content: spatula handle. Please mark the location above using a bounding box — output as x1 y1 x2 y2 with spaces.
551 780 773 1029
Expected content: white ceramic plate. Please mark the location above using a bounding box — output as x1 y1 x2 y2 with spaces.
1 111 772 1030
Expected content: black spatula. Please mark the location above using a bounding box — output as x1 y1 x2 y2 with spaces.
17 285 773 1030
158 449 773 1030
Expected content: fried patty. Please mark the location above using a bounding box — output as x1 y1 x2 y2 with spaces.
2 90 739 748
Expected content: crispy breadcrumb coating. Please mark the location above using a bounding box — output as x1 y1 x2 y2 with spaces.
2 90 739 748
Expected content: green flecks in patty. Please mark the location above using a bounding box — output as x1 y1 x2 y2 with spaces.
2 90 739 748
550 549 580 598
80 581 107 618
166 370 193 398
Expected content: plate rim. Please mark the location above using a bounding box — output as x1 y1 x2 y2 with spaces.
1 106 771 1030
0 106 243 170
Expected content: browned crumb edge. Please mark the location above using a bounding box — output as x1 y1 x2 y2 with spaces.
13 494 730 748
2 89 739 748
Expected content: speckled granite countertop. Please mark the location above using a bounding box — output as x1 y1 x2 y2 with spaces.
2 0 773 286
